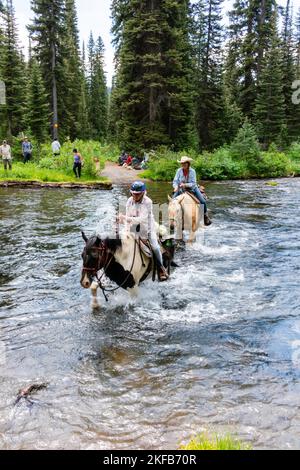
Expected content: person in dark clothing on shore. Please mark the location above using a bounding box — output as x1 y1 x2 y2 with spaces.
73 149 83 178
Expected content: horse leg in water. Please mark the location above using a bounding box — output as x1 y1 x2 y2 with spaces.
187 229 197 244
91 281 100 309
128 286 139 298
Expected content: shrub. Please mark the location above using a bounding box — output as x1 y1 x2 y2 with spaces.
286 142 300 162
230 121 261 163
251 151 291 178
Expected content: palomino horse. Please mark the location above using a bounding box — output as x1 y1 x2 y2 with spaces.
81 232 175 308
168 192 203 243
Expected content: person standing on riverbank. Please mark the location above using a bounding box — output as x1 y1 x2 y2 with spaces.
73 149 83 178
0 140 12 171
22 137 33 164
52 139 61 157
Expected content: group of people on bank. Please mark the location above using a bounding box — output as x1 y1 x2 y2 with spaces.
0 137 33 170
0 137 83 179
118 151 149 170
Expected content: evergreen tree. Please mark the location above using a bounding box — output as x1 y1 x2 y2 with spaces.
87 33 108 141
296 8 300 76
29 0 66 139
254 11 286 147
281 0 297 142
62 0 83 139
26 59 49 142
111 0 193 150
289 7 300 141
227 0 277 119
1 0 26 136
77 40 90 139
191 0 226 150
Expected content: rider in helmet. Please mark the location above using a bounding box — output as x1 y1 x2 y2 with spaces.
119 181 169 282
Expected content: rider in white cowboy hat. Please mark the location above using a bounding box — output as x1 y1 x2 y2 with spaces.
173 156 212 226
119 181 169 282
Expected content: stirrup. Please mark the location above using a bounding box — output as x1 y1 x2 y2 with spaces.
158 268 169 282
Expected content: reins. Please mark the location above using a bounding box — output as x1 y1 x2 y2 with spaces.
89 239 138 302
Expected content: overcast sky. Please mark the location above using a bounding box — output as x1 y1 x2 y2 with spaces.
13 0 300 86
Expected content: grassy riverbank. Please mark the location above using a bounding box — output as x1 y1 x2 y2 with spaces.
140 143 300 182
0 140 115 186
3 134 300 184
0 163 110 185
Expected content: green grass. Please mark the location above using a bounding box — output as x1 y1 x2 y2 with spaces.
0 163 109 184
181 433 252 451
0 139 118 185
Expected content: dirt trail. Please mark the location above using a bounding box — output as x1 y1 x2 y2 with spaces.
101 162 147 184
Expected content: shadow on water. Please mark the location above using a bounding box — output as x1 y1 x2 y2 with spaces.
0 180 300 449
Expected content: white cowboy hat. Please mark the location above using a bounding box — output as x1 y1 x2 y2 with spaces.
177 156 194 164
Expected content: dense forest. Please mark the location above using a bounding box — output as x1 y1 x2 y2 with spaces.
0 0 300 153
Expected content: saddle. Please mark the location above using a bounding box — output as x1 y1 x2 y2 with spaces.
138 239 153 258
185 191 200 205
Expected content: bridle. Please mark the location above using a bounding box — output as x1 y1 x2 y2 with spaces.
169 198 182 225
82 238 138 302
82 241 110 277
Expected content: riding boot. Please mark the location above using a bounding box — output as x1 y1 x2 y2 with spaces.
158 266 169 282
204 213 212 226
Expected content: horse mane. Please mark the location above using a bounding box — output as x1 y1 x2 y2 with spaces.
104 237 122 253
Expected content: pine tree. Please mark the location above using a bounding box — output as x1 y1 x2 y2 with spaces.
227 1 277 119
26 59 49 142
254 11 286 147
29 0 66 139
1 0 26 136
77 41 90 139
281 0 297 143
0 0 6 135
111 0 193 150
61 0 83 139
191 0 226 150
296 8 300 76
86 33 108 141
289 7 300 141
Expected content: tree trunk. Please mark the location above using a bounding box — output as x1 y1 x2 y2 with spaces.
51 40 58 140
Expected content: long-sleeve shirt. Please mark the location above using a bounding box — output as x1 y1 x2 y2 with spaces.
22 142 33 154
173 168 197 190
52 141 61 153
125 195 156 238
0 145 12 160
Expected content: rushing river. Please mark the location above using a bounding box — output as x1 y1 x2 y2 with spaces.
0 179 300 450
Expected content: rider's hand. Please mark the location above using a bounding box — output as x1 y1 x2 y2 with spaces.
118 214 126 224
180 183 186 189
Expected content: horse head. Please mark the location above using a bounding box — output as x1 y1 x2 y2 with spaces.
168 195 183 231
80 232 122 289
81 232 102 289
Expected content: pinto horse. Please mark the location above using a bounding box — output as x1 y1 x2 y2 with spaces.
81 232 175 308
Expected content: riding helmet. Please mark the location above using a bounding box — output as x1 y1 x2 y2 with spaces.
131 181 146 194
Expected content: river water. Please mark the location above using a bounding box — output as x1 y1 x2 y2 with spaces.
0 179 299 450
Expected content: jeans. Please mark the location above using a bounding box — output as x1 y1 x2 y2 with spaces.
23 153 32 164
3 158 12 170
73 163 82 178
149 234 164 268
173 187 207 214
